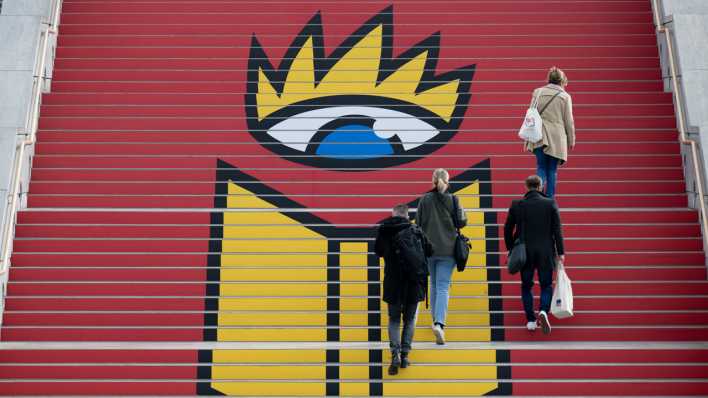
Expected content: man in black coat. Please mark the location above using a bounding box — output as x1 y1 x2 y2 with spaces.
504 175 565 335
375 204 432 375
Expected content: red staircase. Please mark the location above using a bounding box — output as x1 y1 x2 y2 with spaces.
2 0 708 396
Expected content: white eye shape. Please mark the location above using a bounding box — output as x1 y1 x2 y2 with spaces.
265 106 441 158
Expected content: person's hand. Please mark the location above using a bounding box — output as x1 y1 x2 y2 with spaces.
557 254 565 263
569 143 575 151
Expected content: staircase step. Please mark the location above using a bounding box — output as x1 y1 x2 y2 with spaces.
31 154 684 169
43 91 673 106
15 224 701 239
60 1 652 13
35 130 680 143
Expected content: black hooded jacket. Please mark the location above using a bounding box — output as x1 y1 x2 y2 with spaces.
374 216 433 304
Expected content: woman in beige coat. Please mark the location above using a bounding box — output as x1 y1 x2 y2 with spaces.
525 67 575 197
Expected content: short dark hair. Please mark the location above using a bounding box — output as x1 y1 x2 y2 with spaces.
392 204 409 218
525 175 543 191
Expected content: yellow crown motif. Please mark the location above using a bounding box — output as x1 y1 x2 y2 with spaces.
249 9 474 123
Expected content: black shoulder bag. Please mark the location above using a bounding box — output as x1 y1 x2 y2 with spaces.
507 200 527 274
436 193 471 272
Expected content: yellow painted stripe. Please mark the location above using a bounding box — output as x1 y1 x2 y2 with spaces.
212 365 325 379
217 313 326 326
212 349 325 363
217 328 326 342
340 382 370 396
381 349 497 363
220 268 327 281
212 381 324 396
218 298 326 310
221 254 328 267
340 328 370 342
383 382 499 396
219 283 326 296
340 350 370 363
340 283 370 296
222 239 328 253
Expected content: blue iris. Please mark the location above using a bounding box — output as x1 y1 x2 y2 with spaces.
315 124 393 159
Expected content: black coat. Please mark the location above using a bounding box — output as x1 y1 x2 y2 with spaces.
374 216 433 304
504 190 565 271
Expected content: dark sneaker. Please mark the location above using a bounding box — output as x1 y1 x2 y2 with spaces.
538 311 552 335
388 352 401 375
400 353 410 369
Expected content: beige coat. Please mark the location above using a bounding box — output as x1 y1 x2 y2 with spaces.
526 84 575 163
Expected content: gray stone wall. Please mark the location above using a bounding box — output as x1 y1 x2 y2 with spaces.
0 0 52 228
654 1 708 210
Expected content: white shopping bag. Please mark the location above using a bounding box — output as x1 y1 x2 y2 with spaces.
551 261 574 319
518 95 543 143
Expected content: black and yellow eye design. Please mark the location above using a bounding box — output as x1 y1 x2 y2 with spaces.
246 7 475 169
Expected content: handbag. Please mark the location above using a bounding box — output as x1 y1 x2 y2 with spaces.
518 90 562 143
551 261 574 319
506 200 527 275
435 193 470 272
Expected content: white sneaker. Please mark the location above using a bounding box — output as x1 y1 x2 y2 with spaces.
538 311 552 335
432 324 445 345
526 321 537 331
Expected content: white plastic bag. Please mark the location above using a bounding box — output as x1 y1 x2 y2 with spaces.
551 262 574 319
518 95 543 143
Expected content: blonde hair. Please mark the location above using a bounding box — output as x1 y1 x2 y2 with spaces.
547 66 568 86
432 168 450 193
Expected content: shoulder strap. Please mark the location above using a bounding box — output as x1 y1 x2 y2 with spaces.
518 199 527 242
433 192 460 232
538 91 562 115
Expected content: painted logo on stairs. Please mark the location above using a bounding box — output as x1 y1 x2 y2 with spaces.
245 7 475 170
198 6 509 396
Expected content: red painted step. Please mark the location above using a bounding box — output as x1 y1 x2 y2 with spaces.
15 224 700 239
31 154 684 169
0 349 196 363
33 142 681 157
3 325 708 342
46 81 665 95
60 1 652 14
25 193 689 209
13 210 701 231
54 45 659 59
58 23 657 37
58 12 653 26
55 35 661 50
39 104 675 118
510 382 708 396
35 130 679 144
5 312 708 328
0 382 195 396
42 91 673 106
10 237 703 253
8 296 706 313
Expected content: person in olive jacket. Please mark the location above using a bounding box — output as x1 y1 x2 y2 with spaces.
375 204 432 375
504 175 565 335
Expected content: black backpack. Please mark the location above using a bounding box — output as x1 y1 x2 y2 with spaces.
393 225 430 281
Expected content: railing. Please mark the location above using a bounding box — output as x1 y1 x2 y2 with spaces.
0 0 63 321
651 0 708 258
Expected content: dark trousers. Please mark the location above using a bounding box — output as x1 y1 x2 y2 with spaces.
520 262 554 322
387 302 418 354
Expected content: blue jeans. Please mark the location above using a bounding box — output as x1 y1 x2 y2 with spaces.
427 256 456 326
521 263 554 322
534 147 559 197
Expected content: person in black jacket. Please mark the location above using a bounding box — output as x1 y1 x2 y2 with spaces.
504 175 565 335
375 204 432 375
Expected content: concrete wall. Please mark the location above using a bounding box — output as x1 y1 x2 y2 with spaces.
654 1 708 210
0 0 52 231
